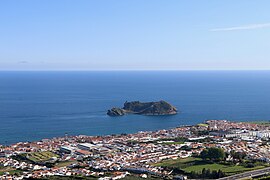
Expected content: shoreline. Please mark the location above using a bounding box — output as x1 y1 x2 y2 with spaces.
1 119 269 146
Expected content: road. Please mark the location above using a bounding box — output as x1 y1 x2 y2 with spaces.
218 167 270 180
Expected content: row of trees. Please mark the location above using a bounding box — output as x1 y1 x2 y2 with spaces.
190 168 225 179
200 148 249 162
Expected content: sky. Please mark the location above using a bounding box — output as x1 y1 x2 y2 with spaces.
0 0 270 71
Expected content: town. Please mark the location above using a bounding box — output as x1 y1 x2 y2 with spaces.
1 120 270 180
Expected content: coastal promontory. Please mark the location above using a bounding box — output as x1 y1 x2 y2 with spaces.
107 100 178 116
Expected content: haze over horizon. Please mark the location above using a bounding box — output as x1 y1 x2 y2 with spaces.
1 0 270 71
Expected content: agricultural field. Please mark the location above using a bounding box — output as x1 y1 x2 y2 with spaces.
26 151 59 163
0 166 23 176
197 123 209 127
54 160 77 168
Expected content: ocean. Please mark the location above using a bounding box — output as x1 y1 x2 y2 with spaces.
1 71 270 145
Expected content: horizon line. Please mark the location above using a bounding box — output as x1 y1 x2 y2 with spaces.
1 69 270 72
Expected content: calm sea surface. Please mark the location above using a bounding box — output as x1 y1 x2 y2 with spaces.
1 71 270 145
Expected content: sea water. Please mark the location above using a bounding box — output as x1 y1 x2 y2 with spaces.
0 71 270 144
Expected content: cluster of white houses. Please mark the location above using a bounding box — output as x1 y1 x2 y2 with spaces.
224 130 270 139
2 120 270 179
60 143 111 155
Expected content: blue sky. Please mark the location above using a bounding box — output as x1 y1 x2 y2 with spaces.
1 0 270 70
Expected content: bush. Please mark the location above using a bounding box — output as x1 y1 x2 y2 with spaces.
246 163 255 168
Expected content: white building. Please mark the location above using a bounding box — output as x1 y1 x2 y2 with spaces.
77 143 96 151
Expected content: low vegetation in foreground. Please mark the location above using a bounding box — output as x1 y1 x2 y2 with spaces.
155 147 269 179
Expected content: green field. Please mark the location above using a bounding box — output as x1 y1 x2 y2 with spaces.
160 141 184 145
155 157 266 176
54 160 77 168
123 175 162 180
0 166 23 176
197 123 209 127
0 166 14 175
27 151 59 163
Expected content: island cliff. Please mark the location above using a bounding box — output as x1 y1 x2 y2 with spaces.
107 100 178 116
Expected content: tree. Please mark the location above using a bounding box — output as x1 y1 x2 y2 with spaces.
200 149 209 160
190 171 198 178
246 163 255 168
231 151 246 162
200 147 225 161
217 169 225 178
202 168 206 178
212 170 218 179
206 169 211 178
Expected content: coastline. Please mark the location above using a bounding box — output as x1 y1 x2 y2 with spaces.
0 119 266 146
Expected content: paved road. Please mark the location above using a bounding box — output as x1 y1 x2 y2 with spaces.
218 167 270 180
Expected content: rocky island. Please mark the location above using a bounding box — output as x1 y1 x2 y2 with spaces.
107 100 178 116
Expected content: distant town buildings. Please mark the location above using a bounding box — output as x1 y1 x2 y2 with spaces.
1 120 270 179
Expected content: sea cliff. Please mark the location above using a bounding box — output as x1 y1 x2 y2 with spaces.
107 100 177 116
